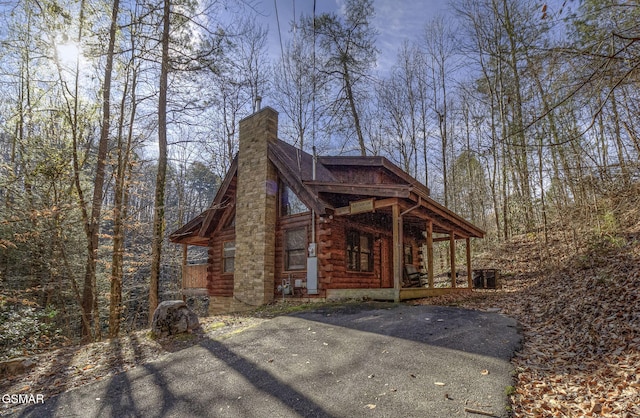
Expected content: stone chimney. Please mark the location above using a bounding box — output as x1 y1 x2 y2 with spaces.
234 107 278 307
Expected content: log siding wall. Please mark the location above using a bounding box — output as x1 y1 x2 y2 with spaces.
204 207 431 300
317 215 393 290
207 228 235 297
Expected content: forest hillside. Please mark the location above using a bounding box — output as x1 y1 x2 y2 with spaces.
1 181 638 417
423 182 640 416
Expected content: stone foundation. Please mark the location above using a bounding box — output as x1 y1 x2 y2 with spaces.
208 296 260 315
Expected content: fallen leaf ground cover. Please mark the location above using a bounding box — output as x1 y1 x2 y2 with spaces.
419 228 640 417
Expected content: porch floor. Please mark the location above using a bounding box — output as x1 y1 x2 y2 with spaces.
325 287 472 302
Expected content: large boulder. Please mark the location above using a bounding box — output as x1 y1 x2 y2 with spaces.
151 300 200 338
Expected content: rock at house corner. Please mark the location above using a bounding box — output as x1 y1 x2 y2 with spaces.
151 300 200 337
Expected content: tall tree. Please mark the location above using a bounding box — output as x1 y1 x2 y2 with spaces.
203 17 269 172
47 0 99 342
275 25 322 151
237 19 271 113
308 0 378 155
149 0 171 322
376 42 424 176
109 0 140 338
423 16 459 206
569 0 640 185
0 0 103 341
497 0 536 232
80 0 119 342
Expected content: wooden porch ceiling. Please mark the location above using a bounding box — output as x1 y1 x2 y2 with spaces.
331 196 485 239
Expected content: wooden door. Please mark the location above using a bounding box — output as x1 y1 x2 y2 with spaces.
380 237 393 288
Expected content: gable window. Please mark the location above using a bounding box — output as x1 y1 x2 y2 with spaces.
346 230 373 272
280 184 308 216
222 241 235 273
285 228 307 271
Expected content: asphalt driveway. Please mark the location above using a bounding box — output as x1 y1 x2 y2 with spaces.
13 303 521 418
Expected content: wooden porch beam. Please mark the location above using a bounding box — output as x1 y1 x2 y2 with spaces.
335 206 350 216
311 182 411 198
417 195 485 238
375 197 400 210
334 198 400 216
399 196 456 233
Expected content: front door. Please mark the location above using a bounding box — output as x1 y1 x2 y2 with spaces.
380 237 393 288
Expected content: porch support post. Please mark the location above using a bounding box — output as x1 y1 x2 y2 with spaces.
450 232 456 288
466 237 472 288
426 220 434 289
392 204 403 302
181 244 188 301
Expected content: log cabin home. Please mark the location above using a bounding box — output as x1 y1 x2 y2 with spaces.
169 107 485 314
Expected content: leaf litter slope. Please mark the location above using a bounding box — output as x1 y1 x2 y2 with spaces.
417 228 640 417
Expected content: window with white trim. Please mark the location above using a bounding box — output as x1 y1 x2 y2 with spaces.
285 228 307 271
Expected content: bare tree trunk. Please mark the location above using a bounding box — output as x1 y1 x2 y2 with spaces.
619 88 640 158
537 133 548 245
500 0 533 232
109 97 127 336
496 57 510 240
609 91 630 186
54 0 97 343
528 56 559 246
82 0 120 342
150 0 170 324
109 1 137 338
343 62 366 156
420 96 429 188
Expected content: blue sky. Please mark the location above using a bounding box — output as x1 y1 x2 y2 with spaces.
256 0 454 74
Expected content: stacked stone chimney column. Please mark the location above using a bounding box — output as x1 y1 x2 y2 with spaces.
233 107 278 306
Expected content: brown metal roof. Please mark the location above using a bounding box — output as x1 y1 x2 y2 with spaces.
169 138 484 245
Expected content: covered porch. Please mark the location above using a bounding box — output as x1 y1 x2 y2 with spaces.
313 183 485 302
